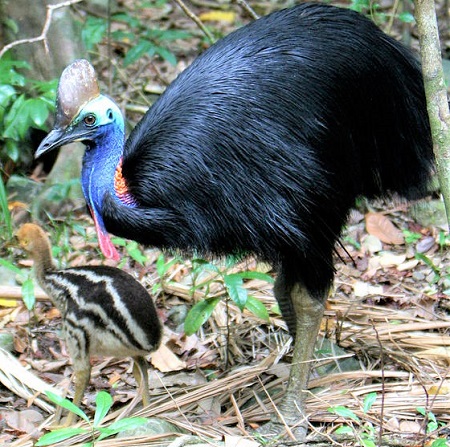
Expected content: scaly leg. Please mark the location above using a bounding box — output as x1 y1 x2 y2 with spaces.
132 356 150 407
259 278 325 441
63 357 91 426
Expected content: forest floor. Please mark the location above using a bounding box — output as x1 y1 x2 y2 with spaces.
1 0 450 446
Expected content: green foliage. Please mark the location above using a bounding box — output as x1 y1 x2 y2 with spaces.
0 54 56 168
403 229 422 244
349 0 414 26
414 252 449 285
80 6 191 67
416 406 447 435
0 258 36 310
328 392 377 447
112 237 148 265
36 391 147 446
183 257 273 335
0 176 12 242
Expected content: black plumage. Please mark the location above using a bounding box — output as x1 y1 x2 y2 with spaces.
36 3 434 438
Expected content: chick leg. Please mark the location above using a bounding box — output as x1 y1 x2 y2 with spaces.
132 356 150 407
64 357 91 426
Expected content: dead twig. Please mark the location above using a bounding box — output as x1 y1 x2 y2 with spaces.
172 0 215 44
234 0 259 20
0 0 84 60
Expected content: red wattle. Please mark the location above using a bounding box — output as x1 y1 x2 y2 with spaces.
91 209 120 261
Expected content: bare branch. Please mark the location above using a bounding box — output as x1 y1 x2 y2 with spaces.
172 0 215 44
234 0 259 20
0 0 84 60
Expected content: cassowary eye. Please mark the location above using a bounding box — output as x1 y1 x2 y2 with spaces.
84 114 97 126
107 109 113 120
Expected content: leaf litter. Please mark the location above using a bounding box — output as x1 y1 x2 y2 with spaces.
1 198 450 447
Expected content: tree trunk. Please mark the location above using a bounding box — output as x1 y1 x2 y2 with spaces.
413 0 450 228
0 0 86 214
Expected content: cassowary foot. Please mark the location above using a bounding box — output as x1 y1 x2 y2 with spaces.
256 419 307 442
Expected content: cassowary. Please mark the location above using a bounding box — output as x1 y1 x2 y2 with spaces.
36 3 434 438
16 223 162 425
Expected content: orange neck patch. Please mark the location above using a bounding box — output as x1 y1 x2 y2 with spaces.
114 158 137 206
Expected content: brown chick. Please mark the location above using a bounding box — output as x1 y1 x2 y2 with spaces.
16 223 162 425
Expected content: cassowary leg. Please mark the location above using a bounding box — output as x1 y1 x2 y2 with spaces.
259 279 325 440
132 356 151 407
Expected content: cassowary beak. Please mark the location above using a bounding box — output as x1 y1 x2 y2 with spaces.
35 128 66 157
35 127 94 158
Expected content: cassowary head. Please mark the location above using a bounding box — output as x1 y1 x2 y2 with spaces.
36 60 126 260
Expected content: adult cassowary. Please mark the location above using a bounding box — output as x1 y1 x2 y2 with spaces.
36 3 434 439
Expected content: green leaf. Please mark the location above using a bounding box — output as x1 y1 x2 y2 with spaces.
111 237 127 247
3 94 27 140
27 98 50 127
97 417 147 441
21 278 36 310
0 60 28 86
184 297 221 335
334 425 354 434
362 392 377 414
361 438 376 447
224 273 247 310
0 258 23 276
93 391 113 426
154 46 177 66
328 406 360 422
235 271 274 283
4 140 20 163
4 18 19 34
82 16 108 51
35 427 88 446
45 391 89 421
126 241 147 265
112 13 141 28
431 439 449 447
0 177 12 239
398 11 415 23
0 84 16 108
416 406 426 416
415 253 440 274
271 303 281 315
245 295 270 321
156 254 178 277
123 39 154 67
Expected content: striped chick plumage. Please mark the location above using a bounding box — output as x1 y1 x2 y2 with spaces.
16 223 162 424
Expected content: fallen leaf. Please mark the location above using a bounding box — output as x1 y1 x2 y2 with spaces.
398 420 422 434
365 212 405 245
428 382 450 395
151 343 186 372
225 435 261 447
378 252 406 267
361 234 383 253
397 259 419 271
352 280 384 297
199 10 236 22
3 409 44 434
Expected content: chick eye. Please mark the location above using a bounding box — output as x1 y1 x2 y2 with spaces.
84 114 97 126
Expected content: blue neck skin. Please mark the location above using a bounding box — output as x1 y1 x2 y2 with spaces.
80 101 126 233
